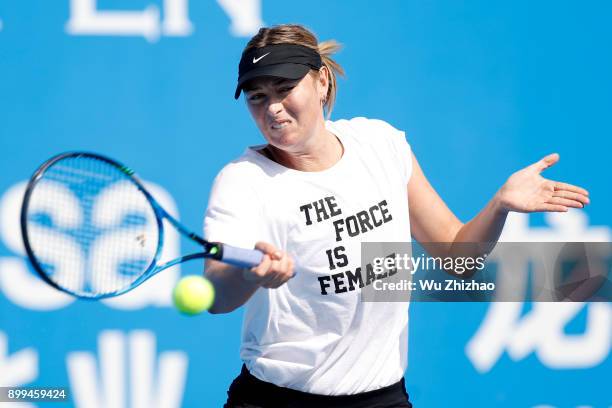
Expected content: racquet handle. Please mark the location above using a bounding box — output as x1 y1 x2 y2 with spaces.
221 245 265 269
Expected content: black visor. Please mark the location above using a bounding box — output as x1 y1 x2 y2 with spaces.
234 44 322 99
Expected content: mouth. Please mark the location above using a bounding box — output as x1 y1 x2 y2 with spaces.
270 120 291 130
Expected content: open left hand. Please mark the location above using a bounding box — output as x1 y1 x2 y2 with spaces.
496 153 590 213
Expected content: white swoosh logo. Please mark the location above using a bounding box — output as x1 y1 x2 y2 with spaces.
253 52 270 64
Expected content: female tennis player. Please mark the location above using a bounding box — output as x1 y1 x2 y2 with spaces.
203 24 590 408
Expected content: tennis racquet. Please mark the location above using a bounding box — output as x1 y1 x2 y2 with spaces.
20 152 264 299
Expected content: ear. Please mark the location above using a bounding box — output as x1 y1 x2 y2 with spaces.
318 66 330 99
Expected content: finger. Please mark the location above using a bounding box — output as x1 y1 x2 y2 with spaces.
534 153 560 172
262 256 294 288
265 256 291 284
254 241 283 260
279 255 295 281
554 182 589 197
287 257 296 278
259 265 285 288
246 254 272 282
553 190 590 205
274 266 295 287
547 197 584 209
260 274 282 288
539 203 568 212
262 275 285 289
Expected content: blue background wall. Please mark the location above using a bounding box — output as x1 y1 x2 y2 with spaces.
0 1 610 407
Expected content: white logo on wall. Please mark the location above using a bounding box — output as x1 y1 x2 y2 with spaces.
67 330 188 408
65 0 264 42
216 0 265 36
466 211 612 372
0 181 181 311
0 332 38 408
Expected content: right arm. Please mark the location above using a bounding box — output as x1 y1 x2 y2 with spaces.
205 241 295 314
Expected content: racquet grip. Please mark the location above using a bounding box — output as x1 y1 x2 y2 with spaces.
221 245 264 269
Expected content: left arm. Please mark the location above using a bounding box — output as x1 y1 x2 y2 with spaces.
408 152 590 275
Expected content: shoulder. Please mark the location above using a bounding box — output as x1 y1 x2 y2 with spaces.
204 152 267 248
329 117 410 147
330 117 413 182
207 151 271 208
212 149 269 187
338 116 400 132
329 116 411 155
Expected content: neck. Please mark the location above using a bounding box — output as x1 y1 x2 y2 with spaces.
265 122 344 172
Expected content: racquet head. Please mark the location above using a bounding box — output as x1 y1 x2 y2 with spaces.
21 152 163 299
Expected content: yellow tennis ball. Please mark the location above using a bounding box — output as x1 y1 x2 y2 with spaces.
173 275 215 315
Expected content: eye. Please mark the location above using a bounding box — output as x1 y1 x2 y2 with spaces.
278 84 296 93
247 93 265 104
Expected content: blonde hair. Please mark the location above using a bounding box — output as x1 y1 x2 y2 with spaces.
243 24 345 118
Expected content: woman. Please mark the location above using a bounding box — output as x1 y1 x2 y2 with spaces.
204 24 590 408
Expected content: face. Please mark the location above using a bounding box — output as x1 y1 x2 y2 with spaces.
243 69 328 152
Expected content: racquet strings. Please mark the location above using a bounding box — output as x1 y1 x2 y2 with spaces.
25 156 159 297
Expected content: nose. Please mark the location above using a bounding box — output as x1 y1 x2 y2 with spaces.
266 99 283 118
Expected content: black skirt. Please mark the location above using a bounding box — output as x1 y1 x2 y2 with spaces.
224 364 413 408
